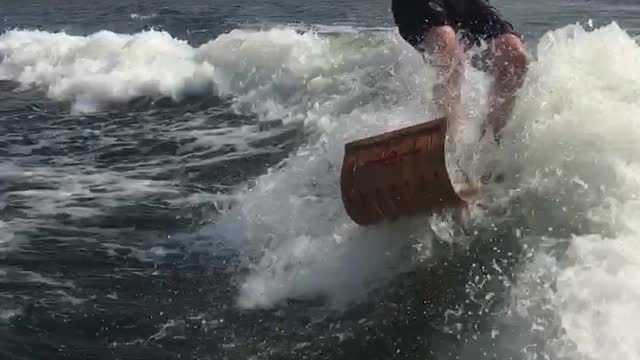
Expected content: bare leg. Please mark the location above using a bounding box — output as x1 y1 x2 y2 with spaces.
477 34 528 184
485 33 528 142
423 26 465 135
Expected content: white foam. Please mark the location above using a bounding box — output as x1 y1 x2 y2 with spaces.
0 220 19 252
0 308 21 324
3 165 180 218
0 29 212 113
0 27 420 119
493 22 640 360
130 13 157 20
0 268 75 288
0 159 198 254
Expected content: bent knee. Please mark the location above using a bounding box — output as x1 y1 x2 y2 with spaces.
430 26 457 42
492 34 528 76
426 26 459 53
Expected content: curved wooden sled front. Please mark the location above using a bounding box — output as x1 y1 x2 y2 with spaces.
340 117 474 226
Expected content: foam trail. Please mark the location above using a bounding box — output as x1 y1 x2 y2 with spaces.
130 13 157 20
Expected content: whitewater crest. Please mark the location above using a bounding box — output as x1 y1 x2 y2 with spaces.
499 22 640 360
0 26 424 119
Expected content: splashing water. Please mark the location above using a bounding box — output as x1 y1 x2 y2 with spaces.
498 22 640 360
212 21 640 359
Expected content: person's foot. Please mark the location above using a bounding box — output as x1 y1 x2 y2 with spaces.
480 171 505 184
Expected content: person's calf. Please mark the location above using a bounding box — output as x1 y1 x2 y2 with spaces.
491 34 528 94
486 33 528 139
424 26 466 134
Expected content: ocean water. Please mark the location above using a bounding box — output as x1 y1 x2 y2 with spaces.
1 0 640 359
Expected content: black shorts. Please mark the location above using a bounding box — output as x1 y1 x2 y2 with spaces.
392 0 519 50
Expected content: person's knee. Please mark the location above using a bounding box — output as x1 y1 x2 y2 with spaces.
425 26 465 74
426 26 458 55
492 34 528 79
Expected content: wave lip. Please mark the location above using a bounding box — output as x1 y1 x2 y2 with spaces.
0 29 214 113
